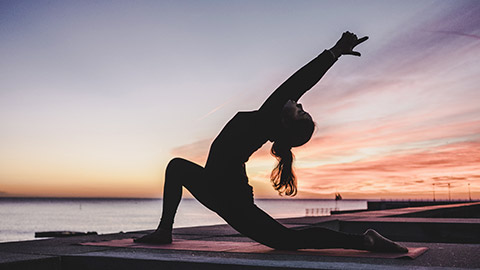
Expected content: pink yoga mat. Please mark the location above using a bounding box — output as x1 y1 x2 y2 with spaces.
81 238 428 259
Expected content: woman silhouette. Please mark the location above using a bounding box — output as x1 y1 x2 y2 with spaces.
136 31 407 252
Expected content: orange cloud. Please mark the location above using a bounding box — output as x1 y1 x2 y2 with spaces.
293 140 480 199
170 138 212 165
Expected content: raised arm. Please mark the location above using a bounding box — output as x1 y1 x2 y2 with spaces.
258 50 336 115
259 31 368 116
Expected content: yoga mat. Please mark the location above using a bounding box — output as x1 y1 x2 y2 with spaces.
80 238 428 259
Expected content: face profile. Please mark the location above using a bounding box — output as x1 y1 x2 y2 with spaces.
279 100 315 148
281 100 313 128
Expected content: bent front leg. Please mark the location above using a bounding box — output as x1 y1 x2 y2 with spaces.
135 158 206 244
158 158 204 230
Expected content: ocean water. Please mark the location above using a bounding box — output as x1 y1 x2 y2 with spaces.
0 198 366 243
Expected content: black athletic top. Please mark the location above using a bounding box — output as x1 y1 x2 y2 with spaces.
204 50 337 201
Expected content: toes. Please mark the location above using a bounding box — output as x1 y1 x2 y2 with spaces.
132 232 172 244
364 229 407 253
134 234 154 243
397 245 409 253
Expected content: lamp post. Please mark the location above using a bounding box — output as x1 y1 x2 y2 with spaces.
432 183 436 202
448 183 451 201
468 183 471 202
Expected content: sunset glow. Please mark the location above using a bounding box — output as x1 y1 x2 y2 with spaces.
1 1 479 199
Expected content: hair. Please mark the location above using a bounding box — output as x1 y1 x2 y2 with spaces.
270 118 315 196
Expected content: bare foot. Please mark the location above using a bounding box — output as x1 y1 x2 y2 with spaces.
134 228 172 244
363 229 408 253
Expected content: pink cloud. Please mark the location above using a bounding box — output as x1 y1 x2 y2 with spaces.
294 140 480 198
170 138 211 165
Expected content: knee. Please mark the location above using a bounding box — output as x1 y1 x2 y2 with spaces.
166 158 186 177
167 157 185 169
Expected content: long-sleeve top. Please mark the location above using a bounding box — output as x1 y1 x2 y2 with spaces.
204 50 337 200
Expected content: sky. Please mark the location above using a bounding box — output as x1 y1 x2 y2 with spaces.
1 0 479 199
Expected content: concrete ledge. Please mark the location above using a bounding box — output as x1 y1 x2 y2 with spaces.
367 200 477 210
391 203 480 218
0 253 60 270
61 252 437 270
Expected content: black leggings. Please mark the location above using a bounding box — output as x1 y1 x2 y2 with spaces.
159 158 365 250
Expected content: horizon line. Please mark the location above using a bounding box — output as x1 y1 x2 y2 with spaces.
0 196 477 202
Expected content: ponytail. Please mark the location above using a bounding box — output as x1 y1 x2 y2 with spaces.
270 140 297 196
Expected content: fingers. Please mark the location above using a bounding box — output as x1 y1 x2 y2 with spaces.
347 32 368 56
345 51 361 57
335 31 368 57
342 31 356 41
351 36 368 56
356 36 369 45
343 31 367 41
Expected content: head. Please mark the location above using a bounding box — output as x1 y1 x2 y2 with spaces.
280 100 314 147
270 100 315 197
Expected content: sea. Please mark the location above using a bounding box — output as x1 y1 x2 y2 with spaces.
0 198 366 243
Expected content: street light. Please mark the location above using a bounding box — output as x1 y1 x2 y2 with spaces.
468 183 471 202
448 183 451 201
432 183 436 202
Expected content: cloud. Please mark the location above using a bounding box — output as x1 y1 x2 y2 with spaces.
304 1 480 115
170 138 212 165
424 30 480 40
293 139 480 196
197 95 239 121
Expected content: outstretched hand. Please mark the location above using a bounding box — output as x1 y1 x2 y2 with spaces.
330 31 368 58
